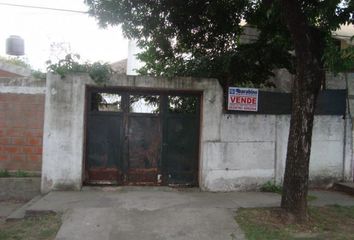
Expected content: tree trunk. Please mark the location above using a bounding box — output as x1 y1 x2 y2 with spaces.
280 0 324 221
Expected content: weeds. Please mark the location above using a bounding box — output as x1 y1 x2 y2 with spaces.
0 170 33 177
0 170 10 178
13 170 29 177
260 181 282 194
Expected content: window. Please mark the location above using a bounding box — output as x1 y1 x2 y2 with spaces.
91 92 122 112
168 95 198 113
129 95 160 113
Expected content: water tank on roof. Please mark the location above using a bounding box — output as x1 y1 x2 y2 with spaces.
6 35 25 56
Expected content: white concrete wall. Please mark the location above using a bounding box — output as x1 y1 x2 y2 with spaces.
0 77 45 94
41 73 352 192
345 73 354 182
41 74 87 192
267 71 347 93
203 114 349 191
42 73 224 192
0 62 31 77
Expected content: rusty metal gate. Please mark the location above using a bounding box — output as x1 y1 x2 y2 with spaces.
85 88 200 186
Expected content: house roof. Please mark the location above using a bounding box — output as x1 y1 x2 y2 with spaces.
332 24 354 45
110 59 127 74
0 60 31 78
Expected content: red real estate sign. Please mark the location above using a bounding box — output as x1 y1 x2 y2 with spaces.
228 87 259 112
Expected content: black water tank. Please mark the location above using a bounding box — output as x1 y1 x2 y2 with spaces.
6 35 24 56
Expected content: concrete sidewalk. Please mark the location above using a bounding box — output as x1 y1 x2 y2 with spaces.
0 200 25 222
24 188 354 240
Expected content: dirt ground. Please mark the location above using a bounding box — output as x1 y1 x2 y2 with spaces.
0 213 61 240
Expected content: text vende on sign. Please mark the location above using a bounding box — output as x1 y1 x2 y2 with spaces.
230 96 257 104
227 87 259 112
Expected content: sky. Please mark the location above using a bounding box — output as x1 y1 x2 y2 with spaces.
0 0 128 71
0 0 352 73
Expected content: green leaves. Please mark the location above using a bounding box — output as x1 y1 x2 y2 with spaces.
46 54 113 84
84 0 354 87
88 62 113 84
324 37 354 73
0 55 30 68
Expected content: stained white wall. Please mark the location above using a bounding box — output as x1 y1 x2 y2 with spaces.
202 114 350 191
41 73 352 192
0 77 45 94
41 74 87 192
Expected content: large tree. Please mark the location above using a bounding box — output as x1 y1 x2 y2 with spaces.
85 0 354 220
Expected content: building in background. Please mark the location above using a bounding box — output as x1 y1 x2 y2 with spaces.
0 60 31 78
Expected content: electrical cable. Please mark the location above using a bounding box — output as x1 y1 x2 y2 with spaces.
0 2 88 14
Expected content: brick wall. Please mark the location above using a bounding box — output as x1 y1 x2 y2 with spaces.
0 93 45 172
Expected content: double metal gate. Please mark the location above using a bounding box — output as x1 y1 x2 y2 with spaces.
84 87 200 186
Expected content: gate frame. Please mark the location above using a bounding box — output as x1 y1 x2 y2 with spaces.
83 85 203 187
41 74 223 193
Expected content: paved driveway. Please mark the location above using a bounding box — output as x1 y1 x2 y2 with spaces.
24 187 354 240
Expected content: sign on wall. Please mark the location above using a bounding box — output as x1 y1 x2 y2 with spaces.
228 87 259 112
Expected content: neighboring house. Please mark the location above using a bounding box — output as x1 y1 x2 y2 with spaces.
110 59 127 74
333 24 354 49
265 24 354 92
0 60 31 78
110 41 143 76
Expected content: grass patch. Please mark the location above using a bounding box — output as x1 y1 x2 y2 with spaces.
307 195 318 202
236 205 354 240
0 214 61 240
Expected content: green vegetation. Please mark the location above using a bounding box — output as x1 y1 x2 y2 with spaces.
13 170 29 178
0 170 36 178
31 70 46 80
46 54 113 84
307 195 318 202
85 0 354 85
0 55 46 80
0 213 61 240
85 0 354 220
0 170 10 178
260 181 282 194
0 56 30 68
260 181 318 202
236 205 354 240
324 37 354 74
